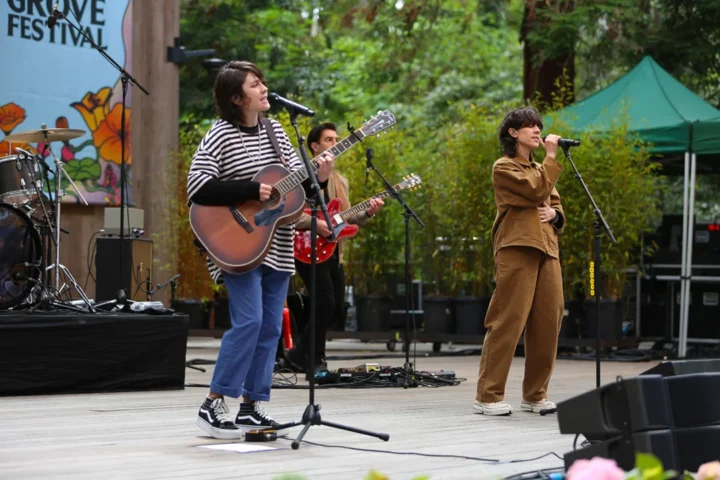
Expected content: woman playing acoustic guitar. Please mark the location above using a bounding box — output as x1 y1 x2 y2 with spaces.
188 61 335 439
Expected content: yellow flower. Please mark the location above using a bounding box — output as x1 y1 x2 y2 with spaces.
71 87 112 132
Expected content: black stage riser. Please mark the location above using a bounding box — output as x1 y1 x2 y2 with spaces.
0 313 188 396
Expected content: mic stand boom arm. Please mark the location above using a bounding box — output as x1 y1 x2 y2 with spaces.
275 112 389 449
53 7 149 301
560 145 616 389
366 152 424 388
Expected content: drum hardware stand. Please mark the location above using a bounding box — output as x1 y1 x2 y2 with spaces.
40 128 96 313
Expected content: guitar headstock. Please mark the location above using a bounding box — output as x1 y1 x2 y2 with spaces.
358 111 396 137
396 173 422 192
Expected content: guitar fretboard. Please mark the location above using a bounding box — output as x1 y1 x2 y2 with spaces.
272 130 367 197
339 183 403 221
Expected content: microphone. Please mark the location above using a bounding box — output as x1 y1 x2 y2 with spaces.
268 93 315 117
542 136 581 148
366 148 374 174
47 3 60 28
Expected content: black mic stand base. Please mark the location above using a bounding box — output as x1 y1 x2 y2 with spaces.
279 114 389 449
274 403 390 450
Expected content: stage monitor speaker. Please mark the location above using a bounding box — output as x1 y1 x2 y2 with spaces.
95 237 153 302
558 376 673 437
641 359 720 377
559 373 720 472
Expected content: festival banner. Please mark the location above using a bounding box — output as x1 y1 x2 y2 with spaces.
0 0 133 205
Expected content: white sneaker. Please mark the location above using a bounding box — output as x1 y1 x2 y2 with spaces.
521 399 557 414
472 400 513 416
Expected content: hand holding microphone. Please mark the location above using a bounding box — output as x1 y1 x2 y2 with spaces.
540 134 561 157
541 135 581 155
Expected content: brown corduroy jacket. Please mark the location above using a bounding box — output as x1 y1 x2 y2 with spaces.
295 170 370 264
491 154 566 259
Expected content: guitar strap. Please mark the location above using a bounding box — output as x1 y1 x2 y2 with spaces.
260 117 287 166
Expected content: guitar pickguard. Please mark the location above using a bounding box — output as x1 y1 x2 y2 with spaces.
254 195 287 226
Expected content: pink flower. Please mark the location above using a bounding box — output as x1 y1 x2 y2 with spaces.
567 457 625 480
698 461 720 480
61 144 74 162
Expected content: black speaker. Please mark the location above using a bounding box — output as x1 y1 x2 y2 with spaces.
557 376 673 438
95 237 153 301
558 373 720 472
641 359 720 377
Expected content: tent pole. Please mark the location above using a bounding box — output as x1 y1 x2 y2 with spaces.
680 153 697 358
679 151 690 358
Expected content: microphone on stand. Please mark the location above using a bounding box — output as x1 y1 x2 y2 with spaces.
365 148 373 187
542 136 581 148
47 2 61 28
268 93 315 117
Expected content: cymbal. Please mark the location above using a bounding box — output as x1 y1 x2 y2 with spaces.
4 128 86 144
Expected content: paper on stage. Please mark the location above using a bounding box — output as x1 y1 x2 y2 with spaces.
200 443 277 453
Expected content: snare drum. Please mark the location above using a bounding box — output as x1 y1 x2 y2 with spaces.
0 154 47 212
0 203 42 309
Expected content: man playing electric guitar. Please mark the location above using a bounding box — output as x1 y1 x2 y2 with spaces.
286 122 384 374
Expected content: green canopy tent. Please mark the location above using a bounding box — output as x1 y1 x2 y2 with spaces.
548 56 720 357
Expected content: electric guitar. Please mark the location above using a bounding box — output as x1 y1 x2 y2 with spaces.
293 173 422 264
189 111 396 273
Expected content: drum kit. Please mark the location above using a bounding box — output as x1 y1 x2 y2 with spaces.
0 125 95 312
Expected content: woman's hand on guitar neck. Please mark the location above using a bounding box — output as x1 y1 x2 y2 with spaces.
315 152 336 183
259 183 273 201
316 219 333 238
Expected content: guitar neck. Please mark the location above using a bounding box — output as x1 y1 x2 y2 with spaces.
339 185 400 221
272 131 367 195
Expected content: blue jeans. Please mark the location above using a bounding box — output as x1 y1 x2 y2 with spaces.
210 265 290 400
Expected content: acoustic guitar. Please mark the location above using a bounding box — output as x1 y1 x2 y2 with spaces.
189 111 396 273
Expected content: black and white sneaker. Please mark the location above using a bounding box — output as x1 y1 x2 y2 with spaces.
197 397 244 440
235 401 288 435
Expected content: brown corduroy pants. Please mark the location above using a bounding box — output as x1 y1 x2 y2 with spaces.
476 246 564 403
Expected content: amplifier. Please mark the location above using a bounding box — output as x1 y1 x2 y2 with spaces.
95 237 153 301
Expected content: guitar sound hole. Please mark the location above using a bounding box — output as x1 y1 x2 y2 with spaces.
264 187 282 208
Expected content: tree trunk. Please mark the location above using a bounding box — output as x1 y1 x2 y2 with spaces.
521 0 576 107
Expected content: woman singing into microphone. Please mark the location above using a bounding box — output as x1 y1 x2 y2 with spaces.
473 106 566 416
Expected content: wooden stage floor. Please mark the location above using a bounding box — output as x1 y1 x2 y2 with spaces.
0 339 657 480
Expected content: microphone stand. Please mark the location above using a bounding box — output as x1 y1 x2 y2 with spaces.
366 150 424 388
276 110 389 449
560 145 616 388
52 7 149 303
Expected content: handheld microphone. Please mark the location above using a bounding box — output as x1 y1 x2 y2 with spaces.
47 2 60 28
268 93 315 117
542 136 581 148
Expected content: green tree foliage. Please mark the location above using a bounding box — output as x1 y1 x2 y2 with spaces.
175 0 691 301
523 0 720 106
179 0 525 125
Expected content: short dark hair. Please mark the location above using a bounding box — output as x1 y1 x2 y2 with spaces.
213 61 266 124
498 107 544 158
307 122 337 155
